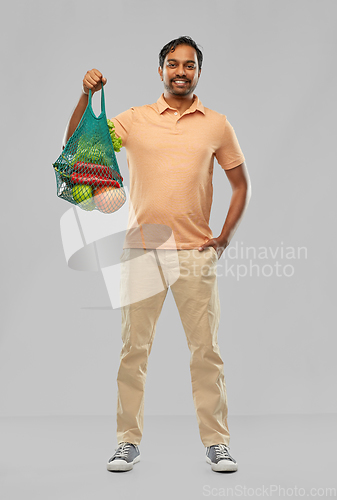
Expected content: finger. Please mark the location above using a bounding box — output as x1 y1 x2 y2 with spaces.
91 70 105 87
93 74 106 87
83 76 94 88
85 70 106 90
85 74 99 87
91 68 102 79
93 75 105 88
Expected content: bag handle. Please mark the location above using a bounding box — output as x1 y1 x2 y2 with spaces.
88 81 105 116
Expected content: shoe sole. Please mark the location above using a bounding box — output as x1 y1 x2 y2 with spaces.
206 456 238 472
107 454 141 471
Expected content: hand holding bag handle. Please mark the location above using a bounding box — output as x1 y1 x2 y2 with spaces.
87 81 106 120
53 78 126 213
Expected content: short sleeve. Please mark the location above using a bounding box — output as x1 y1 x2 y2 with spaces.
109 108 135 147
215 117 245 171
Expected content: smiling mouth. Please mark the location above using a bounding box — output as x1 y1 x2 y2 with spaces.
173 80 189 85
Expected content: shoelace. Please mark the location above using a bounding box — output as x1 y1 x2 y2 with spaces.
214 444 233 461
114 442 132 459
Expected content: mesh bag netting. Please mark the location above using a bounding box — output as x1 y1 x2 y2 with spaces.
52 83 126 213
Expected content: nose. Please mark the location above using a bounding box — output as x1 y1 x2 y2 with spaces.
175 64 186 77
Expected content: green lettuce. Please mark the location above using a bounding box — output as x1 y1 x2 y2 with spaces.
107 119 122 153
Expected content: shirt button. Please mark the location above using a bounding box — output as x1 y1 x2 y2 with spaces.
177 120 180 123
174 112 178 115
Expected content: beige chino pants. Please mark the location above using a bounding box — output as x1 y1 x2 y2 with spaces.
116 246 230 447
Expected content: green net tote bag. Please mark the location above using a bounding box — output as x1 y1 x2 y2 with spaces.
53 83 126 213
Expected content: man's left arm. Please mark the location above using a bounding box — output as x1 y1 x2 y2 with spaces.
198 162 252 259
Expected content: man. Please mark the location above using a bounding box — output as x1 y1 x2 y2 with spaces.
64 36 251 473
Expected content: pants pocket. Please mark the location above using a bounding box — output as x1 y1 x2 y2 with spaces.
209 246 218 260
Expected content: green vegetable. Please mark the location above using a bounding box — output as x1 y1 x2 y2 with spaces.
71 135 110 166
72 184 95 211
107 118 122 152
69 120 122 168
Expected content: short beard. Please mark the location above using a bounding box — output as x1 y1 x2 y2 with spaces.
163 80 196 96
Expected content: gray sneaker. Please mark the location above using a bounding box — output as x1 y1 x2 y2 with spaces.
206 444 238 472
107 442 141 471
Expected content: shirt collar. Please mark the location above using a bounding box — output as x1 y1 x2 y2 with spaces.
156 93 205 115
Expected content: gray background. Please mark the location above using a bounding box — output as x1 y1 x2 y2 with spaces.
1 1 336 498
1 0 335 420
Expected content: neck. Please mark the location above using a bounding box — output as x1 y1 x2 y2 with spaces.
163 91 195 115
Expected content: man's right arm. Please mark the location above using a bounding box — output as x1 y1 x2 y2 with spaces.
63 69 107 148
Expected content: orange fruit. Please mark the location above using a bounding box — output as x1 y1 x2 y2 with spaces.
94 186 120 214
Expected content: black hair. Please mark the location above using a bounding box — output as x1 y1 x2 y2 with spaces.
159 36 203 70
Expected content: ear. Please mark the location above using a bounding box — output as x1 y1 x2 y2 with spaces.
158 66 163 80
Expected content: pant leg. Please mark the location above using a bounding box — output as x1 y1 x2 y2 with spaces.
116 248 168 445
170 247 230 447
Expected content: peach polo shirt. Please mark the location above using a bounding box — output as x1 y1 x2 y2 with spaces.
111 93 245 250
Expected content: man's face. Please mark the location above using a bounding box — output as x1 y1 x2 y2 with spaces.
158 44 201 97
